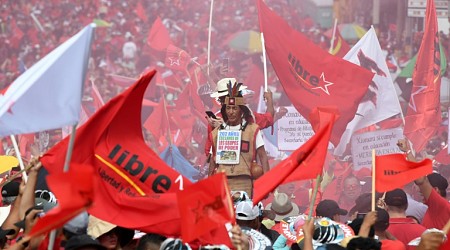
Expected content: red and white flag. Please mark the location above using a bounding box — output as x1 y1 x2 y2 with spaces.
335 27 402 155
0 24 95 137
404 0 442 152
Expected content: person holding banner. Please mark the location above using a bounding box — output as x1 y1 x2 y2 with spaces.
208 82 269 197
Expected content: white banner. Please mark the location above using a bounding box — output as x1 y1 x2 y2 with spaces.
277 106 313 151
351 128 403 170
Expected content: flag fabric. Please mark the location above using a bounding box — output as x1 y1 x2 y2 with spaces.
0 24 95 137
252 108 336 204
143 99 170 140
375 154 432 192
177 173 234 244
159 145 199 182
257 0 374 146
40 70 191 235
28 166 95 238
61 105 89 139
165 45 191 71
329 27 350 58
135 1 147 22
147 17 173 51
404 0 442 153
334 27 402 155
435 146 450 164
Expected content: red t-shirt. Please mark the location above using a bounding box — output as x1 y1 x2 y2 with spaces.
421 188 450 229
381 239 406 250
388 217 426 249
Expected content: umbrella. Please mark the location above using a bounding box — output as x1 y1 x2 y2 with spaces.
225 30 262 54
327 23 367 40
272 216 355 246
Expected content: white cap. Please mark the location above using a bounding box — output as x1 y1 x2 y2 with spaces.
235 200 259 220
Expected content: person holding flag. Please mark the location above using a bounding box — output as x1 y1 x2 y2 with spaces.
208 81 270 198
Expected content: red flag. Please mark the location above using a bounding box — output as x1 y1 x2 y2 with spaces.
327 27 350 58
143 99 170 140
147 17 173 51
28 166 94 238
404 0 442 152
257 0 374 146
135 1 147 22
40 71 191 235
435 146 450 164
252 109 336 204
375 154 432 192
165 45 191 71
177 173 234 244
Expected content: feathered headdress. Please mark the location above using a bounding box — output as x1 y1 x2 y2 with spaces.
224 80 245 105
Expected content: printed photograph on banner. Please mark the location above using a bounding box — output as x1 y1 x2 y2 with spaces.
351 128 403 170
277 106 313 151
216 130 241 164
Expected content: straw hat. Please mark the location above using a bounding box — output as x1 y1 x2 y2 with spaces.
210 78 247 98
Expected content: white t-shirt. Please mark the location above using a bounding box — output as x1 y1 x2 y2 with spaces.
122 41 137 59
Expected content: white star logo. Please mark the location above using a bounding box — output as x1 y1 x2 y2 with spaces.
408 85 427 112
168 57 180 66
311 72 334 95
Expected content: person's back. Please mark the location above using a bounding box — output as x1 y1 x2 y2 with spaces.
384 189 425 249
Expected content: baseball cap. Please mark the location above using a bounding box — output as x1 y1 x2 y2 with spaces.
64 211 88 235
384 189 407 207
316 200 348 219
2 181 20 204
65 234 106 250
235 200 259 221
14 199 57 229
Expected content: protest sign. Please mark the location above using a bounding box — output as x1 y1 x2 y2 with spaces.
277 106 313 151
351 128 403 170
216 130 241 164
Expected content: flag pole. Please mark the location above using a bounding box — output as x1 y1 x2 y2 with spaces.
63 124 78 172
9 135 28 182
162 97 173 145
206 0 214 77
371 149 376 211
260 32 268 92
308 174 321 219
329 19 338 54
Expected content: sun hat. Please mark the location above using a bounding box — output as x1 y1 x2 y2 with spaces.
265 193 300 221
210 78 247 98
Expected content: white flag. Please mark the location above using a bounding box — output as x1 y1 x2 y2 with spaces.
0 24 95 137
335 27 402 155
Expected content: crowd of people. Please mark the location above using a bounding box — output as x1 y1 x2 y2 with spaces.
1 0 450 249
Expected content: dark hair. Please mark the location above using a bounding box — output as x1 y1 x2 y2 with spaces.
346 237 381 250
137 233 167 250
220 102 253 125
427 173 448 198
348 218 375 238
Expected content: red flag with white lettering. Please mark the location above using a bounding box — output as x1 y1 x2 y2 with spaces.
257 0 374 146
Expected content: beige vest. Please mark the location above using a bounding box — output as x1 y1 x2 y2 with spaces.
212 123 259 177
